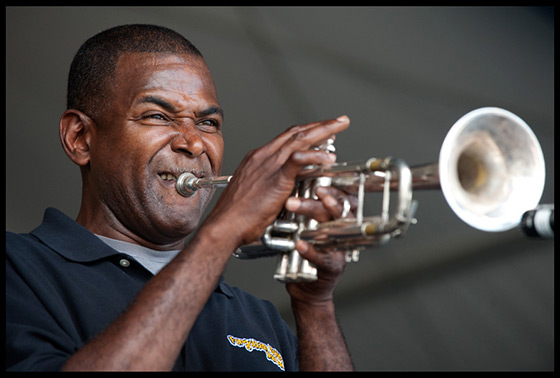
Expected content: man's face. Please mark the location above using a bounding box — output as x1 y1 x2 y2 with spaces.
88 52 224 247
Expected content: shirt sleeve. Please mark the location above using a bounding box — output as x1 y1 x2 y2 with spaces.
6 248 76 371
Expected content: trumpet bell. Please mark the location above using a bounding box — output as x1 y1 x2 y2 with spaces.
439 107 546 232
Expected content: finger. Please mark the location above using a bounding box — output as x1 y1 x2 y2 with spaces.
283 116 349 151
295 240 347 277
285 196 336 222
274 149 337 183
269 116 349 158
240 116 347 183
315 186 359 214
286 194 349 221
273 115 347 147
285 184 358 221
290 149 337 168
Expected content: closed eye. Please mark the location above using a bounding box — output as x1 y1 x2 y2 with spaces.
136 112 172 126
147 113 168 120
197 118 221 133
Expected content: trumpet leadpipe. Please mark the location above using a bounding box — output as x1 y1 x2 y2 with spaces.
176 172 232 197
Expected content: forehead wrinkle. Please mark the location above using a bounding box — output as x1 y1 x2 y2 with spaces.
113 53 221 120
134 94 224 121
117 54 206 97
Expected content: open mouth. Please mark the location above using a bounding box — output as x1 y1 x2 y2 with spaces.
159 172 178 182
158 170 206 190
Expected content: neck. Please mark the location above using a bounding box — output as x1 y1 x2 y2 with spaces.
76 201 189 252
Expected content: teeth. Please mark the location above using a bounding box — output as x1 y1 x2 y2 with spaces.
159 173 176 181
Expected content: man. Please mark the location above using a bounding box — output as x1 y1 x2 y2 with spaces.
6 24 353 371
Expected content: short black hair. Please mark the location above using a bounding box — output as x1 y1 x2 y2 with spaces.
67 24 204 117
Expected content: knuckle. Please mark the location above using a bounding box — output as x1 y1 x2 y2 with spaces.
245 147 272 164
288 130 308 143
287 150 306 164
245 148 259 159
286 123 304 133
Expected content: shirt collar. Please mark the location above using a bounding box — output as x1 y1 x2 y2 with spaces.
31 207 120 262
31 208 234 298
216 276 234 298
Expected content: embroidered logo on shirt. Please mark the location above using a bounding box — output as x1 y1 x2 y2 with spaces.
227 334 285 371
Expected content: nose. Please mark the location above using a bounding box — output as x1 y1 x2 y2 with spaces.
170 123 205 157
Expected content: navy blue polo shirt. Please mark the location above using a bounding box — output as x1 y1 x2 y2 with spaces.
6 208 298 371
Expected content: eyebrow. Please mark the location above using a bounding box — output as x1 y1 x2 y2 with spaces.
197 105 224 119
136 95 175 112
136 96 224 119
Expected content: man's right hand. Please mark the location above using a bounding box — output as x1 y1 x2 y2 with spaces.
202 115 351 248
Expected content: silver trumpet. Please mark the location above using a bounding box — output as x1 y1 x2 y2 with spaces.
176 107 547 283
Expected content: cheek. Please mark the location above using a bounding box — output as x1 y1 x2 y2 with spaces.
90 134 153 195
205 134 224 174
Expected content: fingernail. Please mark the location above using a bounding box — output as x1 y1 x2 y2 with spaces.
336 115 349 122
296 240 310 254
325 196 338 207
315 186 328 196
285 197 301 211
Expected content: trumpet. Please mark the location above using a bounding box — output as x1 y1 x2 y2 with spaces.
176 107 547 283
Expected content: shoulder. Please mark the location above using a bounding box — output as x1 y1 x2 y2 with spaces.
7 230 37 245
6 231 46 262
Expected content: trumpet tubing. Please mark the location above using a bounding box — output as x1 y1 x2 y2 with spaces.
176 107 547 283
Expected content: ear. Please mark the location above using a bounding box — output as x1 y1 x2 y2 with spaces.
59 109 95 166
